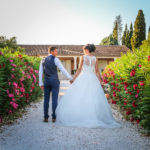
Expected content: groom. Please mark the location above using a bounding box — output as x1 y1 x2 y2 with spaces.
39 46 73 123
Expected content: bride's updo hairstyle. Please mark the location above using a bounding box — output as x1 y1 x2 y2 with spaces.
83 44 96 53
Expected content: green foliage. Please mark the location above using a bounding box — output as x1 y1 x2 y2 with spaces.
131 10 146 50
100 34 118 45
102 45 150 132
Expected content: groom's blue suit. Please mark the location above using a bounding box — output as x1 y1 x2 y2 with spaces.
43 55 60 119
39 53 72 120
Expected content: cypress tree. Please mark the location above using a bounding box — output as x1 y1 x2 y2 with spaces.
148 26 150 40
113 21 118 44
122 24 128 45
125 30 130 48
116 15 122 45
131 9 146 50
128 23 133 49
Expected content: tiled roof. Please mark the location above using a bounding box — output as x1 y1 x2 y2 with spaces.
19 45 129 57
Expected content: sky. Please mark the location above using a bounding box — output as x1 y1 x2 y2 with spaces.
0 0 150 45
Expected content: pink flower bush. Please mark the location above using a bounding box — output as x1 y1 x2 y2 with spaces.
102 46 150 131
0 50 42 124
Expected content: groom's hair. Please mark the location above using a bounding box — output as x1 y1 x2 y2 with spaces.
48 46 57 53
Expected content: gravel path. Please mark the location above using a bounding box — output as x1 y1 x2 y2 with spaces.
0 80 150 150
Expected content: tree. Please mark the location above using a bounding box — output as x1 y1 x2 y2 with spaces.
112 21 118 44
141 26 150 47
115 15 122 45
0 36 24 53
128 23 133 49
125 30 130 48
148 26 150 40
131 10 146 50
122 24 128 45
99 34 118 45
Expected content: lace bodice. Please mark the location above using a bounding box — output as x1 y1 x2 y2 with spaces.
82 55 96 73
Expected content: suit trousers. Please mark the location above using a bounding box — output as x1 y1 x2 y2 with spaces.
44 76 60 119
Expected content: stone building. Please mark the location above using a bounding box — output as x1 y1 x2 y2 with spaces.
20 45 129 79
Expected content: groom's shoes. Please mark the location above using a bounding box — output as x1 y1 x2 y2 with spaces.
43 118 48 122
52 118 56 123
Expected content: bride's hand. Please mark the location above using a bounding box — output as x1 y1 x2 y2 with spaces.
70 79 74 84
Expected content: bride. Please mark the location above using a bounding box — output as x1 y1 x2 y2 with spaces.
56 44 121 128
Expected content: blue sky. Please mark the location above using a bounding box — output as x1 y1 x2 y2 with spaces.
0 0 149 45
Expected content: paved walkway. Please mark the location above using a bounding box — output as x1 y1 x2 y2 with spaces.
0 80 150 150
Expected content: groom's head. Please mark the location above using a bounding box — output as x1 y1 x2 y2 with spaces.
48 46 58 56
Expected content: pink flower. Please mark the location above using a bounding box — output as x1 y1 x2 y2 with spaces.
136 120 140 124
11 74 15 79
22 71 25 74
32 74 37 83
138 64 142 67
148 56 150 61
9 59 13 62
139 81 145 86
13 82 18 88
12 68 15 71
103 80 108 83
12 98 15 101
6 89 9 94
130 69 136 76
8 110 13 114
29 68 34 74
20 94 24 97
124 101 127 105
14 89 19 95
26 74 31 79
135 94 138 98
130 117 134 122
136 89 140 93
20 87 25 93
132 101 137 107
111 100 116 104
113 92 116 97
18 54 22 58
10 101 18 109
126 110 131 115
133 84 138 90
11 64 16 68
8 93 14 98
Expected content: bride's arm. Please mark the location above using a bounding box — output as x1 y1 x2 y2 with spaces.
95 59 103 84
71 56 83 83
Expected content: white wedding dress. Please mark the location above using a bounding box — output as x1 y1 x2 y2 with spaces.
56 55 121 128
